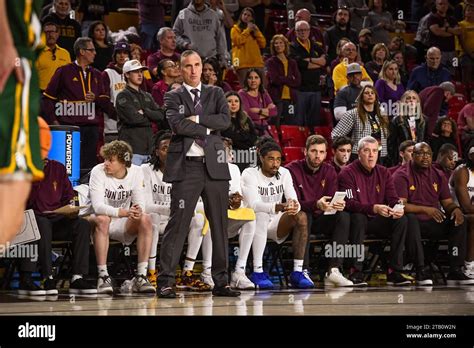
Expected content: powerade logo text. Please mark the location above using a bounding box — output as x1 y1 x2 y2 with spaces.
65 132 73 175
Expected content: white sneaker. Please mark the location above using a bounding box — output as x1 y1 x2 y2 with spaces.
97 275 114 294
324 268 354 287
132 275 156 293
200 270 215 289
231 271 255 290
464 266 474 279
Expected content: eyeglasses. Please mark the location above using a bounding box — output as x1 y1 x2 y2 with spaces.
83 48 96 52
296 29 310 32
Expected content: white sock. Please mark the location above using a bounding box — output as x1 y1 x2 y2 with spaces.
465 260 474 270
235 220 256 273
71 274 82 282
98 265 108 278
137 262 147 277
183 259 195 272
184 213 205 271
148 224 159 271
202 230 213 272
252 213 269 273
293 259 304 272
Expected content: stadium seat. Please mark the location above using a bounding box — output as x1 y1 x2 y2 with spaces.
267 125 281 145
283 146 304 163
280 125 310 147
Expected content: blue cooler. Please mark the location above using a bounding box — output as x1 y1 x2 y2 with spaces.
48 125 81 186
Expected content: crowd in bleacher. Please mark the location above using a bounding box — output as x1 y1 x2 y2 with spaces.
7 0 474 296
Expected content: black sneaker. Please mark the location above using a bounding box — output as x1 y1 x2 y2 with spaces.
447 269 474 286
386 271 412 286
42 278 59 295
415 267 433 286
69 278 98 294
348 271 368 286
18 277 46 296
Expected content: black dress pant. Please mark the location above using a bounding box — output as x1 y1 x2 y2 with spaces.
405 213 467 270
307 211 351 269
36 215 91 277
157 160 229 288
350 213 407 272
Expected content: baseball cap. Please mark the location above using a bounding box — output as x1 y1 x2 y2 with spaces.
359 28 372 37
347 63 362 75
123 59 147 74
113 41 130 55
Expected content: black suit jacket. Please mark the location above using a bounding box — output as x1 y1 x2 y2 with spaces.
163 84 231 182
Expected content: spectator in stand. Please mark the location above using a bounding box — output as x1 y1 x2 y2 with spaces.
363 0 395 45
330 38 351 73
151 59 181 107
394 142 473 286
290 20 326 127
266 34 302 126
286 8 325 49
332 42 372 93
338 136 411 286
334 62 363 121
174 0 227 67
459 3 474 92
324 6 359 63
430 116 459 159
387 90 426 166
407 47 451 93
365 43 390 82
129 44 154 92
221 91 258 172
331 136 353 174
434 143 458 181
438 81 462 117
101 41 131 143
338 0 369 32
138 0 166 51
202 57 232 92
458 102 474 157
77 0 109 36
42 0 81 59
42 37 115 176
388 36 418 68
375 60 405 107
209 0 234 59
332 85 389 163
87 21 113 72
450 145 474 280
116 60 165 165
287 0 316 28
388 140 416 175
392 50 409 87
238 69 277 135
230 7 266 86
36 22 71 91
147 27 181 81
427 0 462 71
358 28 374 64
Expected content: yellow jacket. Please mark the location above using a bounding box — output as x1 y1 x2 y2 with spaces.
332 61 373 93
231 24 266 69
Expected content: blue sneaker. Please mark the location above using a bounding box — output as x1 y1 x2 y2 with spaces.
290 271 315 289
249 272 274 289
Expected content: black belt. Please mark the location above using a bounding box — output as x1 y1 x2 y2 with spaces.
185 156 205 163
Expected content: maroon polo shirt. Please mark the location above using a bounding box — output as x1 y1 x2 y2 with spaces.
286 159 338 215
433 162 452 183
42 62 114 125
393 161 450 221
27 159 74 216
338 160 399 217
